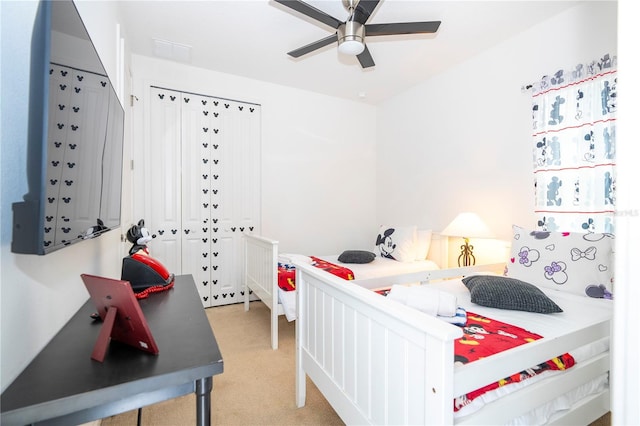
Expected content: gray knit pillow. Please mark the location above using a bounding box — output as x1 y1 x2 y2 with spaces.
338 250 376 264
462 275 563 314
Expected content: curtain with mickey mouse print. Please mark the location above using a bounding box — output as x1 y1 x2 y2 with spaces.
531 53 617 234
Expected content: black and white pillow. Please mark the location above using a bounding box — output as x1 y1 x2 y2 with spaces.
374 225 417 262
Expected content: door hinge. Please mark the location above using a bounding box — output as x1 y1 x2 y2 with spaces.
130 94 138 106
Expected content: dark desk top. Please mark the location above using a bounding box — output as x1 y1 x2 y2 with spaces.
1 274 223 425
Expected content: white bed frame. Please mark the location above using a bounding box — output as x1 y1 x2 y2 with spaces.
243 234 282 349
294 262 611 425
243 233 451 350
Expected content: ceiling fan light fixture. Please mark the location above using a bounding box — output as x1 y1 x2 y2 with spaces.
276 0 442 68
338 38 364 55
337 21 365 56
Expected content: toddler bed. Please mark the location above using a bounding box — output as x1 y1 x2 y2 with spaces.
243 229 447 349
294 225 614 425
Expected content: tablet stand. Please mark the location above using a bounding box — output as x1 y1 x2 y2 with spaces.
91 306 118 362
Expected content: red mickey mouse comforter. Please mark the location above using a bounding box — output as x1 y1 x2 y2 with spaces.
453 312 575 412
277 256 355 291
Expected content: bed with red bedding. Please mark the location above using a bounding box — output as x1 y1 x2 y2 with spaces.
243 233 443 350
294 262 612 425
277 256 355 291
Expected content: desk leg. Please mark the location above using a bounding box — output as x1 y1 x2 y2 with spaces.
195 376 213 426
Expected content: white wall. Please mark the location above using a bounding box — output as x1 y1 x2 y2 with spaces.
377 1 617 245
129 55 378 256
0 0 127 391
612 1 640 423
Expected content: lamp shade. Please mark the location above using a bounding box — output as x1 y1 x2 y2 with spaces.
441 212 494 239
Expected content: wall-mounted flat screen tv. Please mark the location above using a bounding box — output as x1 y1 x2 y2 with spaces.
12 0 125 255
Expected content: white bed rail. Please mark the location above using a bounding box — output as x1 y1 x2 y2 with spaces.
354 262 505 290
243 233 282 349
294 262 611 425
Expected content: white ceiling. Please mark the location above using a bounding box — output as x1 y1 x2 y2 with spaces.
117 0 583 105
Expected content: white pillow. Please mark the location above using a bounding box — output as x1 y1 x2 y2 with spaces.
414 229 433 260
374 225 417 262
504 224 614 298
279 254 313 265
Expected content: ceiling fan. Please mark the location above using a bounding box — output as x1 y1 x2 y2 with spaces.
274 0 441 68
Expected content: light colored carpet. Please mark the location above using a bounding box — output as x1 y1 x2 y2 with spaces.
99 301 611 426
100 301 344 425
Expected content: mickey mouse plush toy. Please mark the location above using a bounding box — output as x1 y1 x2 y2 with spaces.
122 219 174 298
126 219 154 255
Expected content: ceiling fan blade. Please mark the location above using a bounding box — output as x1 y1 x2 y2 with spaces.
274 0 342 29
365 21 442 36
353 0 381 24
356 45 375 68
287 33 338 58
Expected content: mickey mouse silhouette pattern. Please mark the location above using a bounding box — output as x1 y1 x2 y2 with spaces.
531 53 616 235
546 176 562 206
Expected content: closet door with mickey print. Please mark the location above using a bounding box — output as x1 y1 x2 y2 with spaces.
141 86 260 307
140 88 182 276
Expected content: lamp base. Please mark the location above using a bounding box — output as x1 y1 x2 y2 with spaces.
457 237 476 267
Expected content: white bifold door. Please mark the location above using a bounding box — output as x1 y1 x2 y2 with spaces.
134 86 260 307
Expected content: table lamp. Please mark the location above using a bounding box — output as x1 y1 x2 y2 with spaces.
441 212 494 266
